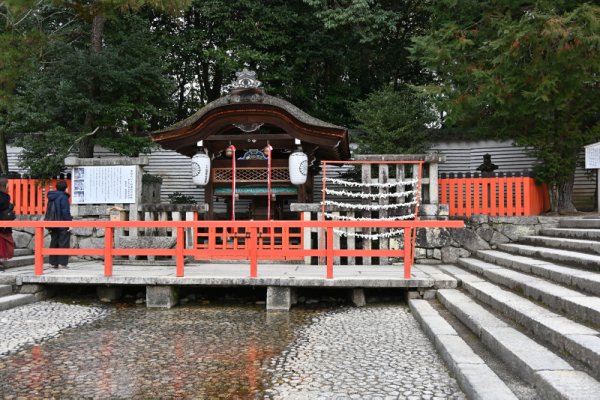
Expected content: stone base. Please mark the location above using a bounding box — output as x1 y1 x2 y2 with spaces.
97 285 123 302
266 286 293 311
146 285 178 308
350 288 366 307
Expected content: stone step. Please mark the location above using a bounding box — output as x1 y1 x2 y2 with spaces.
519 235 600 256
540 228 600 241
475 249 600 297
457 257 600 326
498 243 600 271
0 284 12 297
0 293 37 311
440 264 600 379
14 248 33 257
2 255 35 270
559 218 600 229
408 299 518 399
436 289 600 398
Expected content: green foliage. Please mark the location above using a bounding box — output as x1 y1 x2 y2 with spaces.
168 191 195 204
351 86 436 154
16 127 74 178
8 12 176 176
142 173 163 184
411 1 600 210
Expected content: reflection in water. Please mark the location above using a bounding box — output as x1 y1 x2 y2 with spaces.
0 305 321 399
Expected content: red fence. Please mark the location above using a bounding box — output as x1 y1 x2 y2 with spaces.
439 174 550 217
0 219 464 279
7 179 72 215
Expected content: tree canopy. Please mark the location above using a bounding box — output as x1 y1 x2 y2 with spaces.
411 0 600 211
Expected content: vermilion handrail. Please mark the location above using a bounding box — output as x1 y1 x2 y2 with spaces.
439 176 550 217
0 219 464 280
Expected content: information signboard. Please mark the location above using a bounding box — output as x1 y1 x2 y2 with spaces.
71 166 137 204
585 142 600 169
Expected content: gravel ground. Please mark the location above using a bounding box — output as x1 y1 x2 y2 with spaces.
0 301 111 356
0 302 465 399
264 305 466 400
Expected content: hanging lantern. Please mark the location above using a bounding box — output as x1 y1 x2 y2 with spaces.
288 150 308 185
225 146 234 158
191 152 211 186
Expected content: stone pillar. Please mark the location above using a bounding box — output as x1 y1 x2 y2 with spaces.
97 285 123 302
266 286 293 311
350 288 366 307
146 285 178 308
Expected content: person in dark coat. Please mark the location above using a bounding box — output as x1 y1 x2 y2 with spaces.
0 177 15 271
47 180 72 269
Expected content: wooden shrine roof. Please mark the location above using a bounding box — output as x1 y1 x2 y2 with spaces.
150 88 350 160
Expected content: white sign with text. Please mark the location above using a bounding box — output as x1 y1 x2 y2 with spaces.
71 166 136 204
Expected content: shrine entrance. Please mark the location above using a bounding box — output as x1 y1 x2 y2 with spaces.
150 69 350 257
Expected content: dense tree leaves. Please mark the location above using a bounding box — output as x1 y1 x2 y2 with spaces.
411 1 600 212
12 13 176 176
351 86 436 154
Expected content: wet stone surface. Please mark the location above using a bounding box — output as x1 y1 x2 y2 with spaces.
0 302 464 399
265 305 465 400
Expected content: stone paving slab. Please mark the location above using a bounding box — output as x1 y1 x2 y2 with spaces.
409 299 518 400
535 370 600 400
558 218 600 229
540 227 600 241
477 250 600 296
5 262 458 289
498 243 600 271
0 293 37 311
0 284 12 297
480 326 573 384
519 235 600 255
437 289 509 336
458 258 600 326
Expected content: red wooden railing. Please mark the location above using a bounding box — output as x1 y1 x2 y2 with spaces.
439 174 550 217
0 219 464 279
7 179 72 215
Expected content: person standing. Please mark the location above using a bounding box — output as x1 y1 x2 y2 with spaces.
46 180 72 269
0 177 15 271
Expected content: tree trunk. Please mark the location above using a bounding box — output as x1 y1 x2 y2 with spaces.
558 174 577 213
0 128 9 175
79 12 105 158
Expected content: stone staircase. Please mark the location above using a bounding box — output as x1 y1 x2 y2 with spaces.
0 249 47 311
2 248 36 270
411 217 600 399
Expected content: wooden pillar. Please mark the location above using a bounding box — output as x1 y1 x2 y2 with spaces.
361 164 371 265
379 164 389 265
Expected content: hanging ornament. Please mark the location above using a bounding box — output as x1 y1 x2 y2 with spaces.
191 152 210 186
289 150 308 185
225 146 234 158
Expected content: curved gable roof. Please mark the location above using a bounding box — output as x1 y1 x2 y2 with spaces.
151 89 350 160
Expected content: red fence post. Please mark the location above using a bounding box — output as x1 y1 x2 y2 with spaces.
104 227 113 277
404 227 412 279
34 227 44 275
326 226 334 279
249 227 258 278
176 227 184 277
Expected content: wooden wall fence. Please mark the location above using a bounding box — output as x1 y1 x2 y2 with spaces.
438 172 550 217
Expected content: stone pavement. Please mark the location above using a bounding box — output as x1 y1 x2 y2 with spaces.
0 302 463 399
7 262 457 289
265 305 465 400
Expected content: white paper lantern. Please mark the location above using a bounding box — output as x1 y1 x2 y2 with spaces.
288 151 308 185
191 152 211 186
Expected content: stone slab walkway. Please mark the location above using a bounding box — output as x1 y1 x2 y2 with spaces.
2 262 458 289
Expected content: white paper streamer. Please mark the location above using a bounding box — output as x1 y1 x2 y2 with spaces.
325 177 418 188
324 188 418 199
322 200 417 211
324 212 416 221
334 228 405 240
